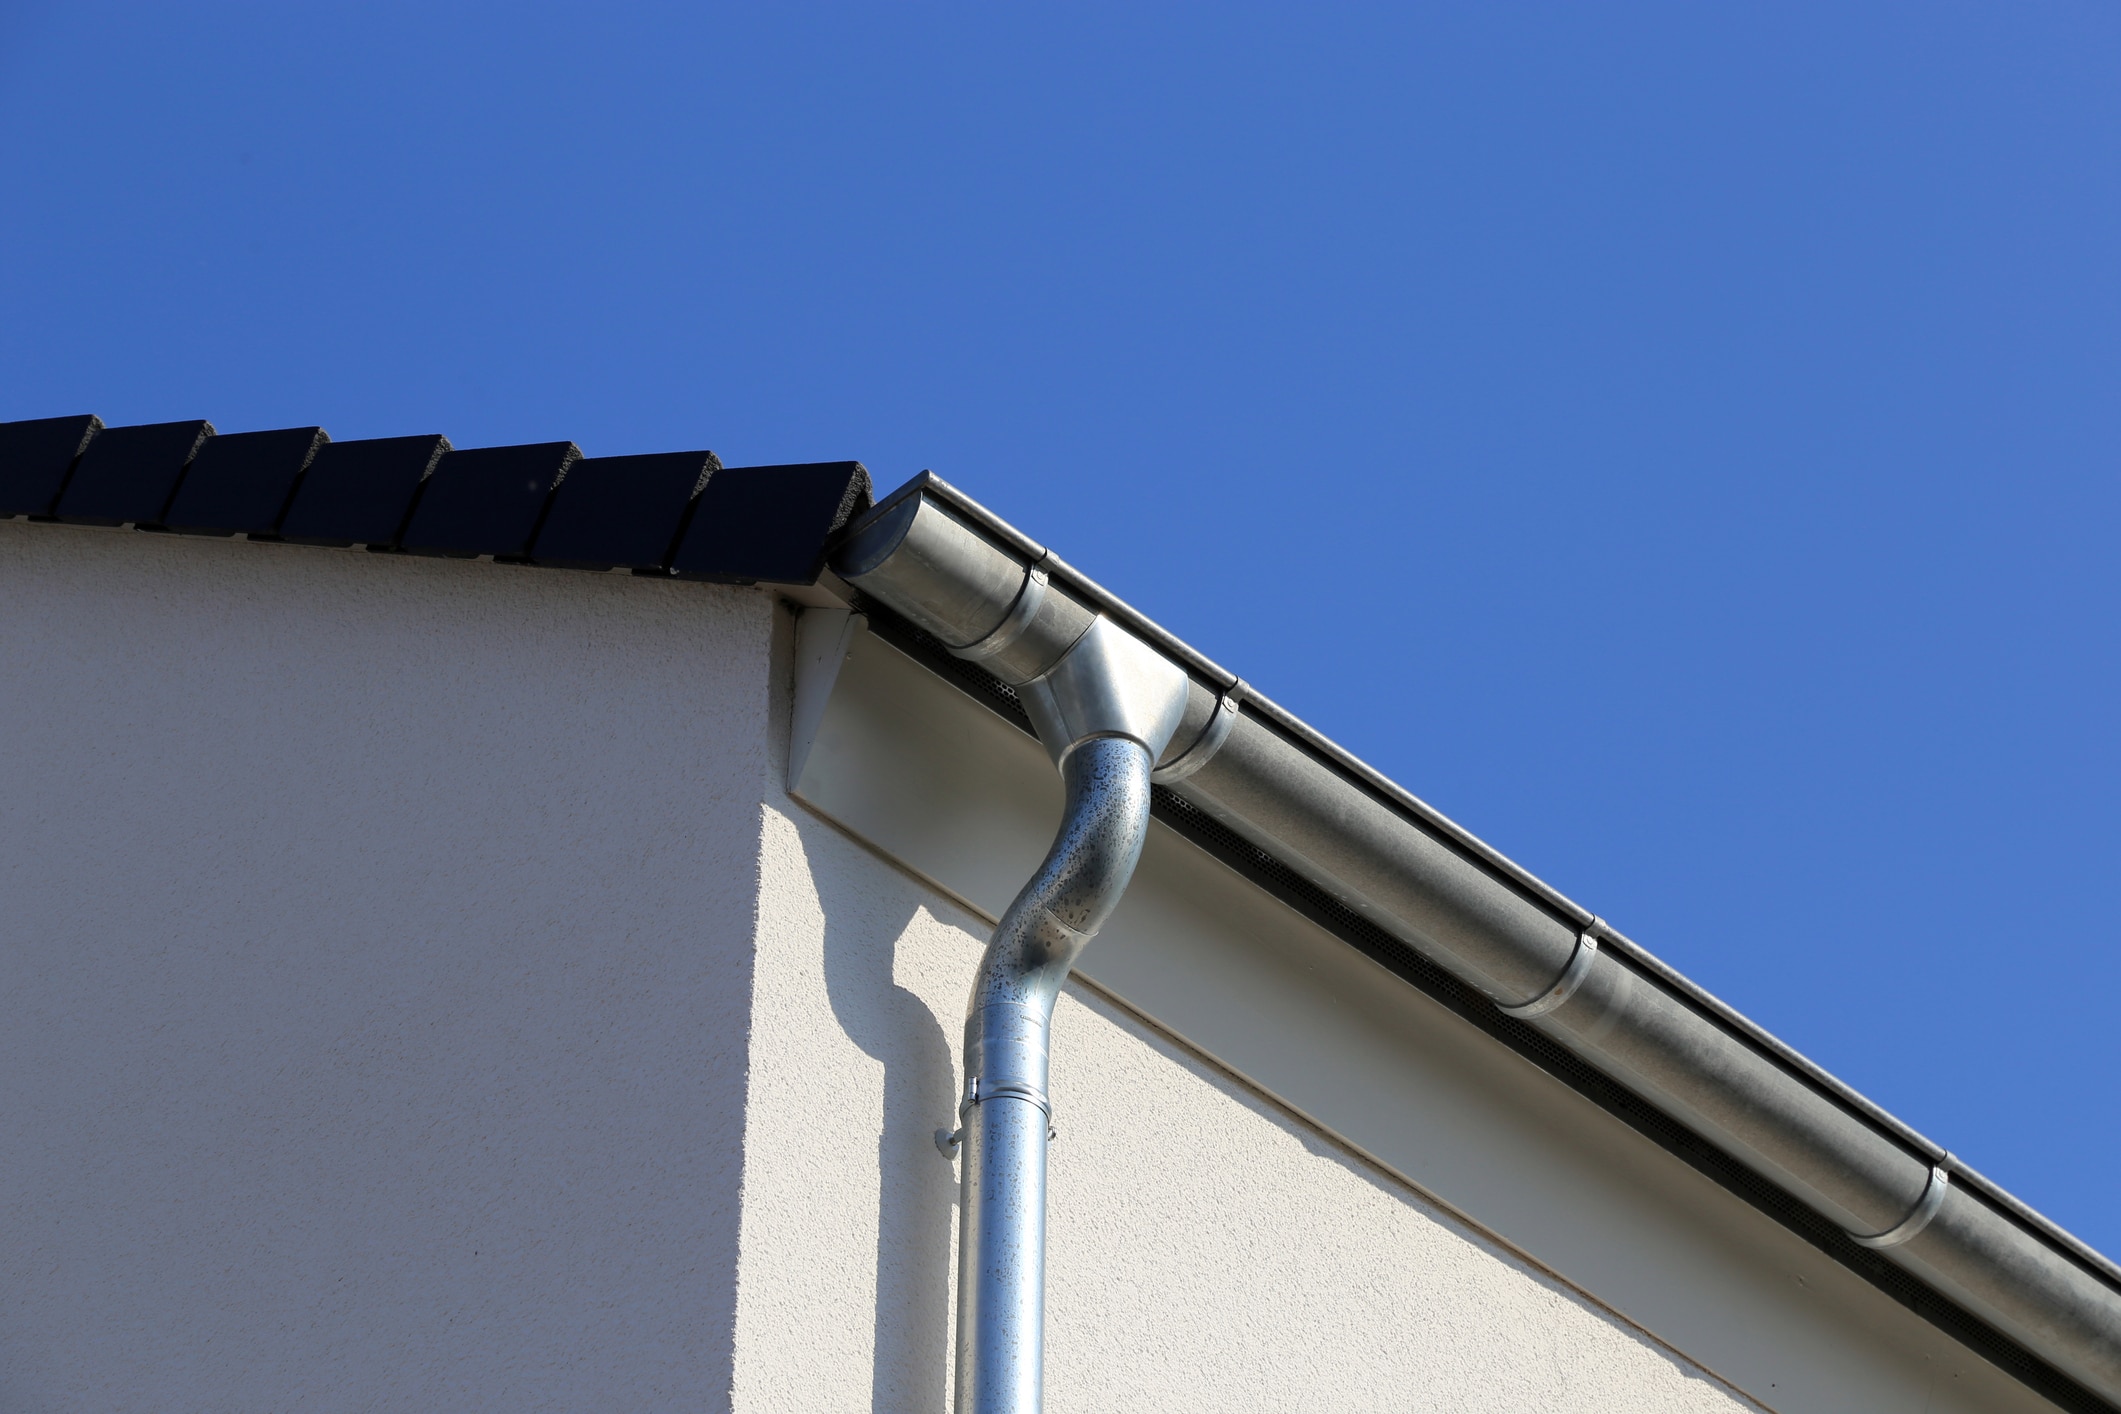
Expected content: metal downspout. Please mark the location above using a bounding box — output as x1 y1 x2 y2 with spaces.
836 506 1189 1413
952 728 1163 1411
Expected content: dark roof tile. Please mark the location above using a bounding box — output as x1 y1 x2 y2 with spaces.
279 435 450 548
53 420 213 526
0 414 102 518
11 412 870 591
163 427 328 537
400 442 578 559
669 461 871 584
531 450 719 571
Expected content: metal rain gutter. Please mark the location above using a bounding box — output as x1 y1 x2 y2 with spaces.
832 471 2121 1412
837 503 1189 1414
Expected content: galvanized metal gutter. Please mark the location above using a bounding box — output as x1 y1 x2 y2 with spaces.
833 471 2121 1412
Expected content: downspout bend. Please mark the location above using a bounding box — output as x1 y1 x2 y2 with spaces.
835 490 1189 1414
953 620 1186 1414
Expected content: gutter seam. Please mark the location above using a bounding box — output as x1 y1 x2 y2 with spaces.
1498 920 1602 1019
1853 1158 1956 1250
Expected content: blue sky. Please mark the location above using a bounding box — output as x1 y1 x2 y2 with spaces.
4 2 2118 1255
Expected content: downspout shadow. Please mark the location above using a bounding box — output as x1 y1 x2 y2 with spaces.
804 821 961 1413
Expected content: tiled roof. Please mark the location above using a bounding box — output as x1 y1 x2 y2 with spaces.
0 414 871 585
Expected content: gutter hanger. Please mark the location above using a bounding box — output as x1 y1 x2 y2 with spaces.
832 474 2121 1412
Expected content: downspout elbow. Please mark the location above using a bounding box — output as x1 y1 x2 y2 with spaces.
961 621 1189 1113
835 489 1189 1414
946 625 1185 1414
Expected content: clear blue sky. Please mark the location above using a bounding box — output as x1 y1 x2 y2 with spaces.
5 2 2117 1255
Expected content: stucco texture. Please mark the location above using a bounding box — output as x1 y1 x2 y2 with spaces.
0 523 769 1409
740 804 1760 1413
790 626 2045 1414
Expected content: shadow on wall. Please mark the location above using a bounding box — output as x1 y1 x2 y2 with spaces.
802 818 964 1414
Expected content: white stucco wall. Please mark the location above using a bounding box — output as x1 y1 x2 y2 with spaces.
787 623 2054 1414
0 523 769 1409
737 805 1763 1413
0 520 2043 1412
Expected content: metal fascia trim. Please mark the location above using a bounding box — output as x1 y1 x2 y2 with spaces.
1498 918 1602 1020
1852 1157 1955 1250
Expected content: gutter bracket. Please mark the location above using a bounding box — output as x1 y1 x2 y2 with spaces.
787 606 867 792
